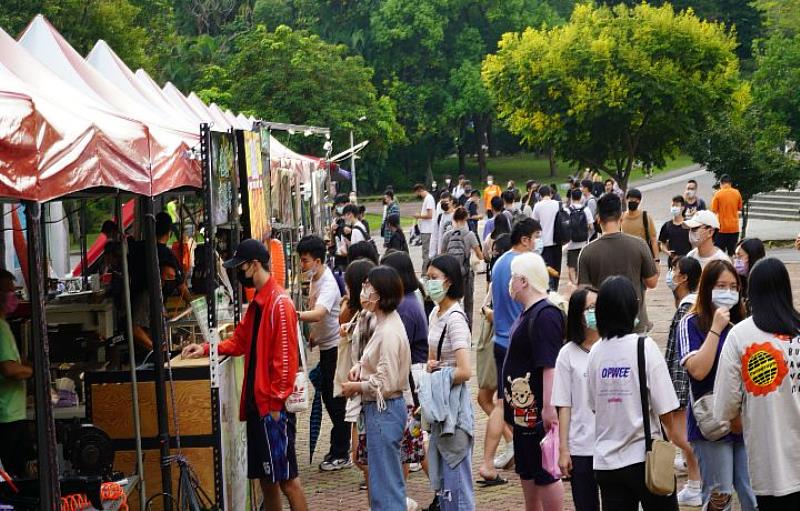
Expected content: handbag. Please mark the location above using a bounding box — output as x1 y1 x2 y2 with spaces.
637 336 676 496
690 388 731 441
540 424 562 479
286 318 310 413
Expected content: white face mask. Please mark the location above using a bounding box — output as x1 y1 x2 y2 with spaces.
712 289 739 309
686 189 696 199
670 206 682 217
487 180 494 186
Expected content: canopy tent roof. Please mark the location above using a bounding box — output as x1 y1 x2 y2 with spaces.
86 40 195 133
0 27 151 201
161 81 206 126
17 15 200 194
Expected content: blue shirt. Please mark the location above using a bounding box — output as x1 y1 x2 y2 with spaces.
396 292 429 364
491 250 523 349
483 216 496 241
678 314 741 442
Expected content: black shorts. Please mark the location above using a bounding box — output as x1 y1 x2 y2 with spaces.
246 411 298 483
513 422 558 485
567 249 582 269
494 343 508 399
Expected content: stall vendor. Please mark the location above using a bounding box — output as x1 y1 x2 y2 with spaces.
131 258 182 362
0 269 33 477
156 212 191 303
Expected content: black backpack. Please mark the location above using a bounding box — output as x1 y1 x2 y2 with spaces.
444 229 471 276
553 207 571 245
568 205 589 243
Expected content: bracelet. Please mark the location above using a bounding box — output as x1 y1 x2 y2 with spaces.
709 330 720 337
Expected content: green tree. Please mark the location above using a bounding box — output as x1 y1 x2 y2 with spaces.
0 0 151 70
687 100 800 235
751 32 800 141
224 25 404 189
751 0 800 37
483 2 739 191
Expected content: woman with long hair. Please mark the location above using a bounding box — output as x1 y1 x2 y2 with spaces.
421 254 474 510
553 287 600 511
715 258 800 510
663 256 703 506
733 238 765 313
677 259 756 510
341 266 412 511
587 276 681 510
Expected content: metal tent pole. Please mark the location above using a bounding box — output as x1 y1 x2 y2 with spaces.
142 197 173 509
116 195 146 510
25 201 60 509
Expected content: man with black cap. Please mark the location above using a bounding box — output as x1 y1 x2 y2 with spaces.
182 239 307 510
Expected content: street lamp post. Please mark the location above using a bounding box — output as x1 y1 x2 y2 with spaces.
351 116 367 196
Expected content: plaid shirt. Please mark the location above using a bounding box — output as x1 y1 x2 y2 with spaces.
664 297 695 407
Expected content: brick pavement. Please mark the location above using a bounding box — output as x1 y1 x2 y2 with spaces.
285 254 800 510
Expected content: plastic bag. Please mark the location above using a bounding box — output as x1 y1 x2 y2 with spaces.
540 424 562 479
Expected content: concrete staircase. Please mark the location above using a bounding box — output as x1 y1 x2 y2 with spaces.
748 189 800 221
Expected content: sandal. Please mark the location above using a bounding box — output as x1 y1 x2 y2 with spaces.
475 475 508 487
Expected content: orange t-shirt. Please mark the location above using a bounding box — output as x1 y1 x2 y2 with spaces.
483 185 502 211
711 185 743 234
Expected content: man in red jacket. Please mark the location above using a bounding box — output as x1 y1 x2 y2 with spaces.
183 239 307 510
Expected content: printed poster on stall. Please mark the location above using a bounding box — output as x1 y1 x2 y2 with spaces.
244 131 270 243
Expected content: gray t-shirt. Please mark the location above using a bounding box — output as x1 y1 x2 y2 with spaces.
309 267 342 351
577 232 658 328
441 226 479 261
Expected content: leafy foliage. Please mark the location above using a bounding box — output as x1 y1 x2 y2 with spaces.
482 2 739 190
751 32 800 141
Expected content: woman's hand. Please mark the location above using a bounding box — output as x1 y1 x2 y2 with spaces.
340 381 361 397
181 344 204 359
558 448 573 478
348 364 361 382
711 306 731 334
426 359 441 373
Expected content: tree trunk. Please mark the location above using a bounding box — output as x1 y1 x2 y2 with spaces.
548 145 558 178
426 154 434 185
458 118 467 176
487 117 495 157
477 115 489 181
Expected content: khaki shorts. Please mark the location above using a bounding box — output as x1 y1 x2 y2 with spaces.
475 314 497 390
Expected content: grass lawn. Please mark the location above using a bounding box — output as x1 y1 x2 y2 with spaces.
361 152 695 201
431 152 694 189
364 212 414 230
69 232 101 254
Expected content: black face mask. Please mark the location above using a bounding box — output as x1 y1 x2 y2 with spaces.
441 203 450 212
627 201 640 211
162 280 178 298
238 267 255 288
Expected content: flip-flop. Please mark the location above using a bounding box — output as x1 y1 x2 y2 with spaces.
475 475 508 487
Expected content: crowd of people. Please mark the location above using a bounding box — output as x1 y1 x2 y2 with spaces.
170 169 800 511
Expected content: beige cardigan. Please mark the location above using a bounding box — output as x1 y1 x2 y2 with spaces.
358 310 411 410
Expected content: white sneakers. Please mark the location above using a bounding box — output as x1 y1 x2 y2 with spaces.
677 480 703 507
493 441 514 469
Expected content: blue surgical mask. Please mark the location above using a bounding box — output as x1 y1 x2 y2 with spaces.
535 237 544 254
712 289 739 309
424 279 447 303
584 309 597 331
666 270 675 290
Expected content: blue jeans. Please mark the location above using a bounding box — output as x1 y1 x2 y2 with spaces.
691 440 757 511
438 448 474 511
365 398 406 511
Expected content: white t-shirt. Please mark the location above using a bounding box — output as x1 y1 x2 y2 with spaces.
349 220 367 244
419 193 436 234
552 342 595 456
533 198 562 247
427 303 470 366
586 334 679 470
715 318 800 496
308 267 342 351
686 247 730 268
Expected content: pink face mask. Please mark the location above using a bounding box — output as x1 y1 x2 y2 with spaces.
3 292 18 315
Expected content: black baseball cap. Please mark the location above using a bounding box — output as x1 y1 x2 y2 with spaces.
223 239 270 268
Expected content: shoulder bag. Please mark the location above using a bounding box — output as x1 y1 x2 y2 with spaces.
637 336 676 496
689 387 731 441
